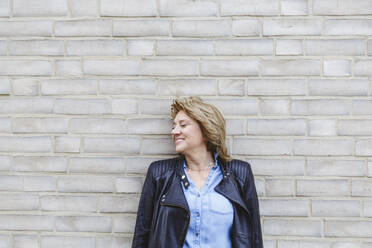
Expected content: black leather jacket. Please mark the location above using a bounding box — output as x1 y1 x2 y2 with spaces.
131 156 263 248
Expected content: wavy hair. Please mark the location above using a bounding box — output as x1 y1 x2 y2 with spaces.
170 96 231 163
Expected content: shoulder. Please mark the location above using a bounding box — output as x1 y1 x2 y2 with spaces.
225 159 253 183
147 157 181 178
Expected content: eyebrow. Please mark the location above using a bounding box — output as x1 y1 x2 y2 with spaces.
172 119 188 125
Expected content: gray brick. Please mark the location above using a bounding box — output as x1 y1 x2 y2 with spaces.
363 243 372 248
0 78 10 95
352 180 372 196
307 159 366 176
159 0 217 16
278 240 299 248
233 138 291 155
263 19 322 36
84 60 140 76
12 156 67 172
24 176 56 191
142 138 176 155
0 40 6 56
113 20 169 37
324 60 351 76
157 40 213 56
205 99 258 115
41 236 95 248
127 118 171 135
291 100 351 115
276 39 303 55
66 40 123 56
173 20 231 37
0 0 9 16
247 119 306 136
261 59 320 76
281 0 308 15
69 0 98 17
0 215 53 231
54 98 110 114
364 200 372 217
221 0 279 15
369 40 372 55
70 118 125 134
339 120 372 136
69 157 125 173
201 59 259 76
302 241 330 248
297 179 349 196
215 39 273 55
13 117 68 133
55 59 81 76
55 20 111 37
112 215 136 233
0 156 11 171
354 100 372 115
355 60 372 76
255 178 264 196
0 136 51 152
127 40 154 56
41 79 97 95
41 195 97 212
313 0 372 15
56 216 111 232
99 195 139 212
140 59 199 76
310 118 333 136
0 21 53 37
141 98 172 115
306 39 364 56
293 139 353 156
261 99 290 115
116 177 143 193
84 137 140 154
232 19 260 36
0 117 10 132
14 235 38 248
112 98 138 114
312 200 360 217
226 119 245 135
266 179 294 196
12 78 39 96
218 79 245 96
309 79 368 96
261 199 308 216
264 219 322 236
13 0 67 16
126 157 158 174
0 194 39 210
9 39 64 56
264 240 276 248
101 0 157 16
326 221 372 237
157 79 217 96
58 175 113 193
332 242 361 248
0 60 52 76
356 140 372 156
55 136 80 153
249 158 305 176
325 19 372 35
248 79 306 96
96 237 131 248
99 79 155 95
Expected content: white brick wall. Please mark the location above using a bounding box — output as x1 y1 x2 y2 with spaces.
0 0 371 247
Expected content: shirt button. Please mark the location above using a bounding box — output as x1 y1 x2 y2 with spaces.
196 212 200 217
181 175 186 179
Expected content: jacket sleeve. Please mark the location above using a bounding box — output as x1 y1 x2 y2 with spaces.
243 163 264 248
132 162 156 248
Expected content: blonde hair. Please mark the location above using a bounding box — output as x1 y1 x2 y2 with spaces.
170 96 231 163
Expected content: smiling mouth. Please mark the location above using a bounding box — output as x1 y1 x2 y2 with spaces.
175 139 184 144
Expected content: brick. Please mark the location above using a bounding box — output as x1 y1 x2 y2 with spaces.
58 176 113 193
233 138 291 155
0 215 53 231
332 242 361 248
281 0 308 15
313 0 372 15
127 40 154 56
141 98 172 115
126 157 158 174
24 176 56 191
140 59 199 76
218 79 245 96
325 19 372 35
261 199 308 216
353 180 372 196
309 79 368 96
55 20 111 37
0 136 51 152
173 20 231 37
369 40 372 55
279 240 299 248
312 200 360 217
205 99 258 115
69 157 125 173
56 216 111 232
356 140 372 156
255 178 264 196
355 60 372 76
112 98 138 114
291 100 351 116
54 98 110 114
0 194 39 210
310 119 336 136
100 79 155 95
369 161 372 177
55 60 81 76
112 215 136 233
127 118 171 135
249 158 305 176
248 79 306 96
302 241 330 248
261 59 320 76
0 60 52 76
13 79 39 96
276 39 303 55
264 240 276 248
326 221 372 237
263 19 322 36
226 119 245 135
0 21 53 37
232 19 260 36
324 60 351 76
363 243 372 248
69 0 98 16
306 39 364 56
297 179 349 196
221 0 279 15
0 98 53 114
354 100 372 115
113 20 169 37
9 39 64 56
307 159 366 176
159 0 217 16
142 138 176 155
0 40 6 56
67 40 123 56
0 78 9 95
158 79 216 96
101 0 157 16
264 219 322 236
116 177 143 193
84 59 140 76
55 136 80 153
294 139 353 156
14 235 38 248
41 79 97 95
12 156 67 172
157 40 213 56
99 195 139 212
0 0 9 16
339 120 372 136
0 117 10 132
70 118 125 134
216 39 273 55
247 119 306 136
201 59 259 76
41 236 95 248
261 99 290 115
13 117 68 133
97 237 131 248
84 137 140 154
266 179 294 196
14 0 67 16
0 156 11 171
365 200 372 216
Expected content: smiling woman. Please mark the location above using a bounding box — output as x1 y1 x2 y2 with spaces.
131 96 263 248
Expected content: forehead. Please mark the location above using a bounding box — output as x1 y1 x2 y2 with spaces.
173 110 194 122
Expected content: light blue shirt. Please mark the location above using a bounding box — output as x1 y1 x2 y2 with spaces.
181 153 233 248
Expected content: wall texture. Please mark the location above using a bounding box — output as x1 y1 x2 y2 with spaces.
0 0 372 247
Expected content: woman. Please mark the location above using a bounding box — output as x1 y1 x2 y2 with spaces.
131 97 263 248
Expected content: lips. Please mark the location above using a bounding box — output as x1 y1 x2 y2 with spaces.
174 138 184 144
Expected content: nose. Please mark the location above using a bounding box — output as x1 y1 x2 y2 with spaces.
171 125 180 135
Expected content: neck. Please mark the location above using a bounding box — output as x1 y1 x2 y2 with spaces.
184 148 215 171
